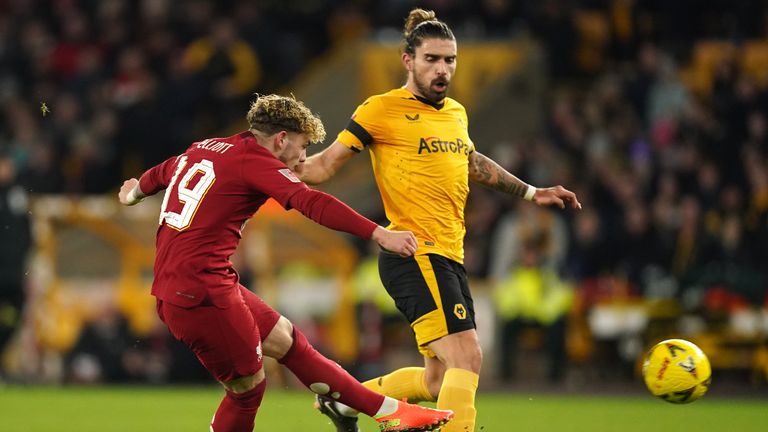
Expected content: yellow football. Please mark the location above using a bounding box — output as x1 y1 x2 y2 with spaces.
642 339 712 404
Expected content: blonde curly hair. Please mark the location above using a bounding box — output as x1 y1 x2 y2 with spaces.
246 94 326 144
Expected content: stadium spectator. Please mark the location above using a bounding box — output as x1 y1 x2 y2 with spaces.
48 11 99 83
564 207 611 281
298 8 580 432
182 17 262 131
65 307 170 384
0 152 31 379
493 239 573 383
615 202 667 292
462 187 504 278
489 202 569 279
117 94 452 432
529 0 578 78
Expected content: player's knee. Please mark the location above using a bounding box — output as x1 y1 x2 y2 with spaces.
277 323 313 365
444 342 483 373
451 349 482 373
223 368 265 394
263 316 294 360
468 344 483 373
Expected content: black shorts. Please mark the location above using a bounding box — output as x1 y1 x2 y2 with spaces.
378 252 476 357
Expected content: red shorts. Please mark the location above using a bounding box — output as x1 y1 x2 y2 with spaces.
156 285 282 383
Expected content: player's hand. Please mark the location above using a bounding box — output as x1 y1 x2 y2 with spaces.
371 226 418 257
532 185 582 210
118 178 141 206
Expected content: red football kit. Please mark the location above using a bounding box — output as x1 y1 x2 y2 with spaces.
139 131 379 386
139 131 376 309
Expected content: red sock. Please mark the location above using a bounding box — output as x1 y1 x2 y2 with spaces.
278 327 384 417
210 380 266 432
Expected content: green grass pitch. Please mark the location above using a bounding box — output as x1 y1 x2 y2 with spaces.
0 386 765 431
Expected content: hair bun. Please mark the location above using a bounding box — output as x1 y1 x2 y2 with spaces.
403 8 437 38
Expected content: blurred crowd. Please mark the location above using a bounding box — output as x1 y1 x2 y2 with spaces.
1 0 768 385
463 41 768 303
0 0 354 193
2 0 767 191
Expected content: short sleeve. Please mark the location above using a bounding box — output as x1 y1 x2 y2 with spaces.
241 151 308 209
336 96 387 152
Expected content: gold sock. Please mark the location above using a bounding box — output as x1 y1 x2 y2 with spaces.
362 367 435 403
436 368 479 432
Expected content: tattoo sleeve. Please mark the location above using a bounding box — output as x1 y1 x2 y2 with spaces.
468 151 529 198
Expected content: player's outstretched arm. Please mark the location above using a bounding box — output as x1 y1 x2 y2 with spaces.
371 226 418 257
118 178 146 206
288 188 417 257
468 151 581 209
295 141 356 185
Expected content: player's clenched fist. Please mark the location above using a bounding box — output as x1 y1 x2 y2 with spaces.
371 226 418 257
118 178 143 206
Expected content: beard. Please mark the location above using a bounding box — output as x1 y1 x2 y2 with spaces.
413 73 450 103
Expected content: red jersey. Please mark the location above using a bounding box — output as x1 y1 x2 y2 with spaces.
139 131 377 308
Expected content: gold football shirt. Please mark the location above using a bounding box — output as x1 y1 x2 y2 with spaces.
337 87 474 263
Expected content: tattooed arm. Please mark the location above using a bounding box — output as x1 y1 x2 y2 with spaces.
468 151 530 197
468 151 582 209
